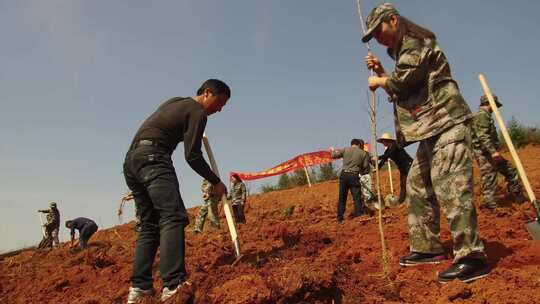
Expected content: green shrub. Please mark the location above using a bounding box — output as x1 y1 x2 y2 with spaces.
290 169 308 186
277 173 292 190
260 184 276 193
317 163 338 182
499 118 540 148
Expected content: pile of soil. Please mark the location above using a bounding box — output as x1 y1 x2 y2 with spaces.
1 146 540 304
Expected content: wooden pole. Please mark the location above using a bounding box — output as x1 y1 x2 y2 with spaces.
38 213 46 237
202 134 241 258
357 0 392 282
387 162 394 195
303 166 312 187
478 74 539 218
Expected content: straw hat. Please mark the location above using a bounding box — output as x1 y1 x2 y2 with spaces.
377 132 395 143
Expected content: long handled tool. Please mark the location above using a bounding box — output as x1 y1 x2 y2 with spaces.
384 161 398 207
202 134 242 258
38 213 46 237
388 164 394 195
479 74 540 240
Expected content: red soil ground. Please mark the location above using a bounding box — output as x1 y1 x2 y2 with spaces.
1 146 540 304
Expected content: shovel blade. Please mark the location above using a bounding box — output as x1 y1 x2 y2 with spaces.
525 219 540 240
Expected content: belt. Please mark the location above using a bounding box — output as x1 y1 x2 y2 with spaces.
132 139 166 150
343 169 360 174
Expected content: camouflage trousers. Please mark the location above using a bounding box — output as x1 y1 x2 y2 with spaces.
474 150 522 209
407 123 485 262
38 226 59 249
359 173 374 202
193 198 221 232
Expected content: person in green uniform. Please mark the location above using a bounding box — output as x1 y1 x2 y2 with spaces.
362 3 488 283
471 95 524 210
192 179 221 233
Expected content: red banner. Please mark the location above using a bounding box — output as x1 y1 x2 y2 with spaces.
230 150 334 181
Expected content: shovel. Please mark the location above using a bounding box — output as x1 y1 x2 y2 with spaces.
202 134 242 259
479 74 540 239
385 162 398 207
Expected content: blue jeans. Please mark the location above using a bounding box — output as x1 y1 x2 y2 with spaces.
123 146 189 290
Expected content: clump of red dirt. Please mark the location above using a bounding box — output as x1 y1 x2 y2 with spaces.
2 146 540 303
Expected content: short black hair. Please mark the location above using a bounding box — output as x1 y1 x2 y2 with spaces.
351 138 363 146
196 79 231 98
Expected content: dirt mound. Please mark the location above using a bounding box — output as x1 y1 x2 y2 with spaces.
2 146 540 303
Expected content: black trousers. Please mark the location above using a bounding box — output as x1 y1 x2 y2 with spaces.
398 168 409 203
232 203 246 223
123 146 189 290
337 171 364 220
79 222 98 249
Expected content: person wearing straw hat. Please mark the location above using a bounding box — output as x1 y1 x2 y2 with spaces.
377 132 412 204
362 3 488 283
37 202 60 249
471 94 525 211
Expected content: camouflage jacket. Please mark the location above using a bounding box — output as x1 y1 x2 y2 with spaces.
386 35 471 145
201 180 219 202
40 207 60 228
229 181 247 205
471 108 499 154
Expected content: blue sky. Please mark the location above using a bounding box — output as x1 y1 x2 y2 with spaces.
1 0 539 252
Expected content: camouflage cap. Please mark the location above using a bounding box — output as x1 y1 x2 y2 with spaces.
480 94 502 108
49 202 57 208
362 3 399 43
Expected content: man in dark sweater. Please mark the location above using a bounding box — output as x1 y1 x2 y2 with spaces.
65 217 98 249
124 79 230 303
331 138 371 222
377 132 413 204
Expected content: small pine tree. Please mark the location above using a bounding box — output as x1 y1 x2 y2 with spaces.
291 169 308 186
260 184 276 193
506 117 527 148
277 173 292 190
318 163 338 182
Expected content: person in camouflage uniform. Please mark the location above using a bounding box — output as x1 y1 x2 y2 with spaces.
229 174 247 223
192 179 221 233
38 202 60 249
471 95 524 210
362 3 488 283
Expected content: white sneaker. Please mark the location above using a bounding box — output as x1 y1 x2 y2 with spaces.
161 281 191 302
127 286 155 304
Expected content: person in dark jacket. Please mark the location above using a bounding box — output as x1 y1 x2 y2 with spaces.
377 132 413 204
65 217 98 249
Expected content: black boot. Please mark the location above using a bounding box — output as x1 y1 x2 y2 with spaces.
438 258 489 283
399 252 446 267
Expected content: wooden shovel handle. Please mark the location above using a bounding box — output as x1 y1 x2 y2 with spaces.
478 74 540 218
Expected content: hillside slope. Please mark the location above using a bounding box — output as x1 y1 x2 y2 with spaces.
2 146 540 304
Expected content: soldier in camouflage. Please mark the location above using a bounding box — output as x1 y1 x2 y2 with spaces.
192 179 221 233
229 174 247 223
471 95 524 210
38 202 60 249
362 3 488 283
